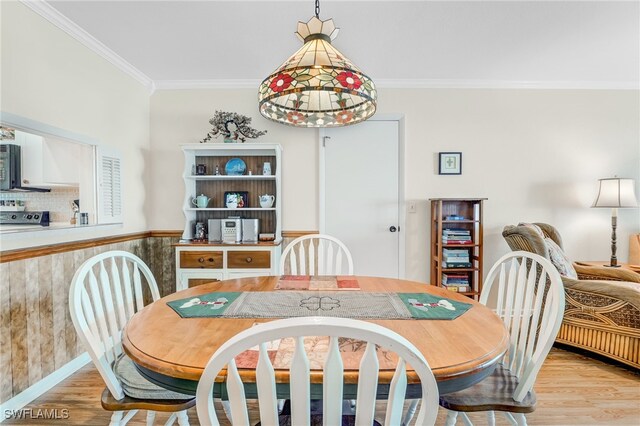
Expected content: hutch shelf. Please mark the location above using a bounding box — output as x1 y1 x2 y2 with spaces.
175 143 283 290
430 198 486 300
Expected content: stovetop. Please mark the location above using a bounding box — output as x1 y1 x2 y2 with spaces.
0 210 50 226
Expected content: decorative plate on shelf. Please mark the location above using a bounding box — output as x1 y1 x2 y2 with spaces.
225 158 246 175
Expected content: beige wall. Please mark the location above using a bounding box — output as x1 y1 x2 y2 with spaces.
150 88 640 282
382 89 639 281
2 2 638 281
0 2 150 250
148 89 318 231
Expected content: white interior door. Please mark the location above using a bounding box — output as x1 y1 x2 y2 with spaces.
321 121 401 278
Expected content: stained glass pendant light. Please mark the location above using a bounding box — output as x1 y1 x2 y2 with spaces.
258 0 377 127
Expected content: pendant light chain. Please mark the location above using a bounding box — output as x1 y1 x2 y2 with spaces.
315 0 320 18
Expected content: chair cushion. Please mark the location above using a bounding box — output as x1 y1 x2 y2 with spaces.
544 237 578 279
113 354 193 400
439 364 536 413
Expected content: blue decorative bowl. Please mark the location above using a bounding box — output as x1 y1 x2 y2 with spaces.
225 158 246 176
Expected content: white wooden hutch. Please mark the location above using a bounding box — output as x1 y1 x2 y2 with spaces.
175 143 282 290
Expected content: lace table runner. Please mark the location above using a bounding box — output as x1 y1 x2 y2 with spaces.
167 291 471 320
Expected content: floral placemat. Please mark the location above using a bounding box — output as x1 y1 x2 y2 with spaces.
234 334 399 370
167 291 471 320
275 275 360 290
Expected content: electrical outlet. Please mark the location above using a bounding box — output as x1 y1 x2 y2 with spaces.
408 201 416 213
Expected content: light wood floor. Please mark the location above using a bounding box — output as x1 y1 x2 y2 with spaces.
4 347 639 425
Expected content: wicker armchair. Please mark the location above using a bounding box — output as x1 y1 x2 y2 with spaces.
503 223 640 369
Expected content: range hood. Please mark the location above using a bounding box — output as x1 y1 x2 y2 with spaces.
0 144 51 192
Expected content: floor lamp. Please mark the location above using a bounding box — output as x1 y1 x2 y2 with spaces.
592 177 639 267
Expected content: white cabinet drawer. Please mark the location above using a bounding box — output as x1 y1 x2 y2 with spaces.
177 270 224 291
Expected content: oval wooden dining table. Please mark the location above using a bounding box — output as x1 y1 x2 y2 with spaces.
122 276 508 398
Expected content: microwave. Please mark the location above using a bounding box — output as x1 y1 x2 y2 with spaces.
0 144 50 192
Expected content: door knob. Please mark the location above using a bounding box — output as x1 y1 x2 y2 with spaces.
389 226 397 232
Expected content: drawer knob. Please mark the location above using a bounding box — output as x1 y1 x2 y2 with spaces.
208 258 214 262
198 257 205 263
246 257 253 263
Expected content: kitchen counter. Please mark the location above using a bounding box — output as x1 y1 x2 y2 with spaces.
0 221 121 235
0 221 83 233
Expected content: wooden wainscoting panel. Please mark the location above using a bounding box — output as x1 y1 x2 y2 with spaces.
0 261 12 403
133 238 155 302
51 253 68 370
25 258 43 386
72 249 90 359
9 259 29 395
148 236 160 291
161 237 175 297
0 231 183 264
0 232 151 263
0 231 195 404
37 256 55 378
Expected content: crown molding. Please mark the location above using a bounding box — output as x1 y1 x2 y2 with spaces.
20 0 155 93
19 1 638 94
153 79 262 90
153 78 639 91
375 79 639 90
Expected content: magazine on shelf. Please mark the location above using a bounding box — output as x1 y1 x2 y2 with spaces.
443 283 471 292
442 262 472 268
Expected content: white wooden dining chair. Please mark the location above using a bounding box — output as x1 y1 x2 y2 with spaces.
439 251 565 426
196 316 439 426
69 250 194 426
280 234 354 275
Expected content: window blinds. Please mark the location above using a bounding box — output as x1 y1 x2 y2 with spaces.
98 148 122 223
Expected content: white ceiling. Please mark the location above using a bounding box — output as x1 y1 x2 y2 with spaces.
43 0 639 88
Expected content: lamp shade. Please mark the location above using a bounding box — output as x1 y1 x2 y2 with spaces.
258 16 377 127
592 178 639 208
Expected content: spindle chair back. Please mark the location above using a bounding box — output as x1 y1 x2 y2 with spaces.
481 251 564 401
70 250 192 425
440 251 565 425
196 317 439 426
280 234 354 275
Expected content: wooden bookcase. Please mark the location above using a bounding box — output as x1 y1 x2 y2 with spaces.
430 198 486 299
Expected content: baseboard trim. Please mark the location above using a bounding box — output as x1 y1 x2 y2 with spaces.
0 353 90 423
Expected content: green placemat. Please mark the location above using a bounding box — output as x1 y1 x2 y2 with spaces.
396 293 472 320
166 292 242 318
167 291 472 320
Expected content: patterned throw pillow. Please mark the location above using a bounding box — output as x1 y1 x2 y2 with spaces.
544 237 578 279
518 222 546 239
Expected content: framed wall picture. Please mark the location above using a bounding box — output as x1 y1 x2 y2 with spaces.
439 152 462 175
224 191 249 208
